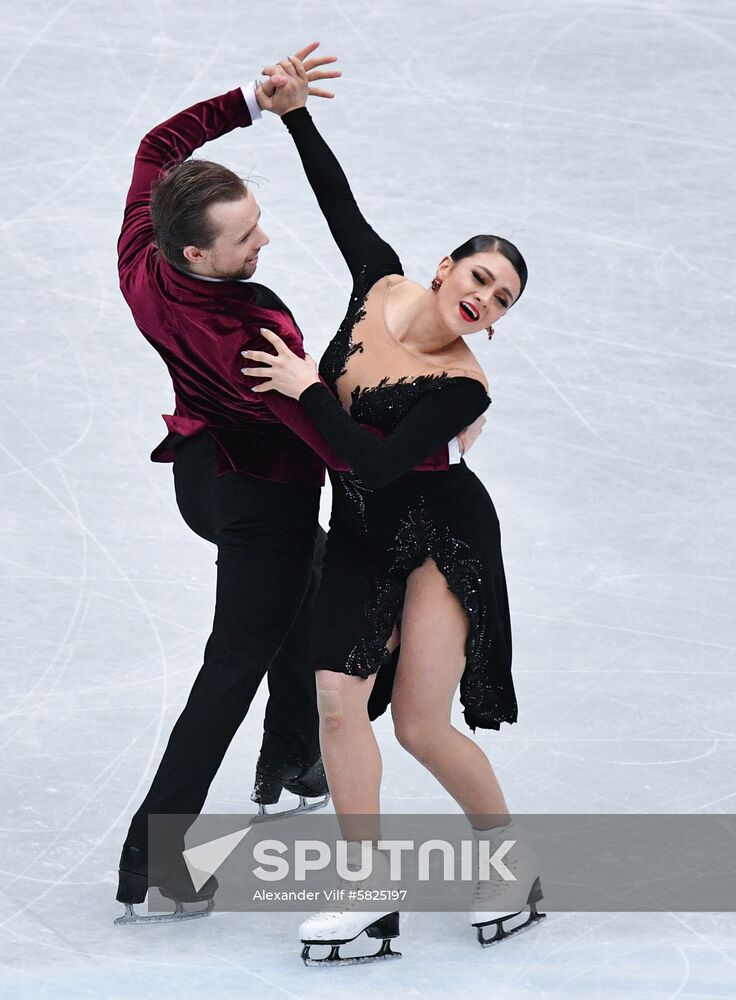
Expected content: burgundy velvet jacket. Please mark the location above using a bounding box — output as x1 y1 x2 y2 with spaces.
118 88 451 487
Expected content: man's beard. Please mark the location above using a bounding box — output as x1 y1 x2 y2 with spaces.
213 259 257 281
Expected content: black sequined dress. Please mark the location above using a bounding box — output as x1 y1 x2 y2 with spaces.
283 109 518 731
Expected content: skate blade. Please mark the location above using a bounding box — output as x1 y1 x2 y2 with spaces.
475 906 546 947
250 794 330 824
301 939 401 966
114 898 214 926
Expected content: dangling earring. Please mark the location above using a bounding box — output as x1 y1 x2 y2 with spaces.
431 277 442 292
487 326 495 341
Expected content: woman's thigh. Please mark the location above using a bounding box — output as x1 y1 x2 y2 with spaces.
392 557 470 725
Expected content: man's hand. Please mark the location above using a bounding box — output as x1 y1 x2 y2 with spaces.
256 41 341 115
457 414 486 456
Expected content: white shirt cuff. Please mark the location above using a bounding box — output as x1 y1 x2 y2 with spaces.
242 81 263 122
448 437 462 464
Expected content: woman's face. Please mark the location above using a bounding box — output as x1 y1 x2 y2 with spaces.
434 250 522 335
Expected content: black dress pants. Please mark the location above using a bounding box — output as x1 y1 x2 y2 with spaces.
126 432 324 848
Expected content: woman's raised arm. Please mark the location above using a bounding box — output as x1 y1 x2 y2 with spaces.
281 105 402 287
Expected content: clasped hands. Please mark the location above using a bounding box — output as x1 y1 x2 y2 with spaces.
256 41 341 116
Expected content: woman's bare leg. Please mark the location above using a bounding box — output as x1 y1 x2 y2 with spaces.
391 559 510 828
315 667 382 842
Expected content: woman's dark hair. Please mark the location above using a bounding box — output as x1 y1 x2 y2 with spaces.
150 159 248 269
450 235 527 302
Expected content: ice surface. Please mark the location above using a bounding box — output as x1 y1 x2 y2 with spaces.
1 0 735 997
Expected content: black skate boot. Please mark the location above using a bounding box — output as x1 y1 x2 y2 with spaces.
250 757 330 822
115 843 217 926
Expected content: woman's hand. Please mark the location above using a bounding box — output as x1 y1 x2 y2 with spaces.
241 329 320 399
256 41 341 116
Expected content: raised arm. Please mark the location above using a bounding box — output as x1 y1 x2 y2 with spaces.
118 88 255 274
260 55 400 288
281 107 401 287
119 43 342 275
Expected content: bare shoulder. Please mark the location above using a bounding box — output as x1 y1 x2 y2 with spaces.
395 275 425 294
443 342 489 392
437 326 489 391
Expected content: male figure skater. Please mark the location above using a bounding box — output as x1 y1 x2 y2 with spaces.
115 43 479 923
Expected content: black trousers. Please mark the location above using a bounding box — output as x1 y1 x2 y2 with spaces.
126 432 324 848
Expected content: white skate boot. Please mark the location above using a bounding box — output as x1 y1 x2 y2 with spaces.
469 822 546 946
299 844 401 966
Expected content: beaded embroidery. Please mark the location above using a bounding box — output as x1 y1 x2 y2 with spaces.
318 266 371 388
336 374 459 528
342 497 509 729
339 473 374 526
350 371 454 428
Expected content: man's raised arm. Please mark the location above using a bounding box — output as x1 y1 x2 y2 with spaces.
118 42 340 277
117 87 257 274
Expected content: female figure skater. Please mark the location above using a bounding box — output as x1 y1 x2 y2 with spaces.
242 56 544 964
